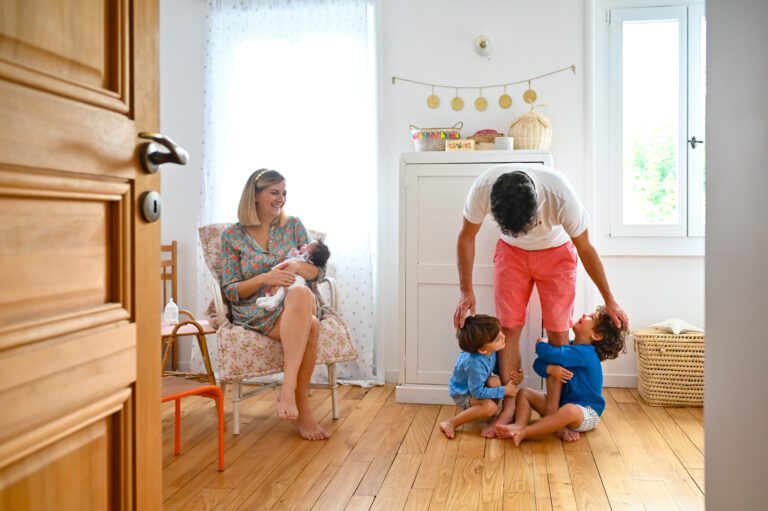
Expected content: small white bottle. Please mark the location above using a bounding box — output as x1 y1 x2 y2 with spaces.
163 297 179 326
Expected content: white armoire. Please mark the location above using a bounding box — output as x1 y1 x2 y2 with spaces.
396 150 553 404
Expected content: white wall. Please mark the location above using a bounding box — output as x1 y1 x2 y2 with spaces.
158 0 705 384
705 1 768 507
160 0 207 368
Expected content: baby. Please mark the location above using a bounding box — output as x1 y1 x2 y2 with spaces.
256 239 330 310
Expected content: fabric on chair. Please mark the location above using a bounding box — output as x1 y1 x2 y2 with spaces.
198 223 358 382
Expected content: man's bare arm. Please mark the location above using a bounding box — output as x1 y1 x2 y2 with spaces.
454 218 483 328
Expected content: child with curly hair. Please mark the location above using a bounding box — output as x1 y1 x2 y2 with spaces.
495 306 627 444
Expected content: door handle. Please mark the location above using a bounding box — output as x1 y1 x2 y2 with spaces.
138 132 189 173
687 136 704 149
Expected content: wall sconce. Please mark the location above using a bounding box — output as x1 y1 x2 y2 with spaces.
474 35 491 57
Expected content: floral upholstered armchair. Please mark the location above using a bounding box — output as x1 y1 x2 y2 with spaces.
198 223 358 435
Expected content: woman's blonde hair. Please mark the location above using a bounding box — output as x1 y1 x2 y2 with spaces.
237 169 288 226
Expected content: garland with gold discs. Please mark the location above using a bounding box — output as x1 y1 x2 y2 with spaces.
391 64 575 111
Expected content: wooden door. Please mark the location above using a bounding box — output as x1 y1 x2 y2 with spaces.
0 0 160 508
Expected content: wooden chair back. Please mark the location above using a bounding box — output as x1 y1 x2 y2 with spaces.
161 241 178 306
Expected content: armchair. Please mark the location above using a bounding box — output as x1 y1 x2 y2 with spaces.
198 224 358 435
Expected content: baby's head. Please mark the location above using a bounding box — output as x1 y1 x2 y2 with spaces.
573 306 627 361
457 314 506 354
300 239 330 267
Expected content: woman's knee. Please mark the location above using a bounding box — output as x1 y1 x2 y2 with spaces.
285 286 314 309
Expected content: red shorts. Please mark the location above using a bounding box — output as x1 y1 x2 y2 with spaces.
493 240 577 332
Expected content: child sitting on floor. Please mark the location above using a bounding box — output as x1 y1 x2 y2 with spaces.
495 306 627 445
440 314 522 439
255 239 330 310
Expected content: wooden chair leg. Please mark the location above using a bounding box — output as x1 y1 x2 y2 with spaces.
233 380 242 436
328 363 339 420
215 388 225 471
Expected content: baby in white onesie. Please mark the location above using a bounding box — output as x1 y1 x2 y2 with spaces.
255 239 330 310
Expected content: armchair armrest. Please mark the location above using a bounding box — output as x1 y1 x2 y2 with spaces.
317 275 338 311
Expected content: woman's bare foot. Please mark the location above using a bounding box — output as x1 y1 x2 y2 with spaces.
495 424 526 446
556 428 581 442
277 388 298 421
439 421 456 439
295 417 330 440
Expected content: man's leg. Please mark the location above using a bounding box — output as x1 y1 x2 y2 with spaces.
545 371 580 441
481 325 523 438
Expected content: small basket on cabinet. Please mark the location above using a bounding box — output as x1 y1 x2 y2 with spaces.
633 327 705 407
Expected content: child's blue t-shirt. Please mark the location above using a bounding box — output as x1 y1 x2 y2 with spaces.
448 351 506 400
533 341 606 415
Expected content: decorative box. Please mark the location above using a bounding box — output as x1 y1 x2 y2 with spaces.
410 122 463 151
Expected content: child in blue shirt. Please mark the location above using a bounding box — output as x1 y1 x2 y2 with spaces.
440 314 521 439
495 306 627 445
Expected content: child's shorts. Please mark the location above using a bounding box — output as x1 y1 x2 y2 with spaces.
451 394 471 410
571 404 600 432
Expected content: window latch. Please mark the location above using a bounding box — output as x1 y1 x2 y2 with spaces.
688 136 704 149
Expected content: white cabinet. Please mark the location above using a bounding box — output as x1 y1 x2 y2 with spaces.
396 150 553 404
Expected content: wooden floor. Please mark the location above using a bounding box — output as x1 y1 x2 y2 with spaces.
162 384 704 510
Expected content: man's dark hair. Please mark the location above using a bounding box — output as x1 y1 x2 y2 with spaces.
457 314 501 353
592 306 628 361
490 171 537 237
307 239 330 267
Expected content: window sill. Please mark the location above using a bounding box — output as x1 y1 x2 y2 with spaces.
595 235 704 257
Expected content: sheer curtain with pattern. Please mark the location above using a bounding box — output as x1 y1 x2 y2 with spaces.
196 0 378 384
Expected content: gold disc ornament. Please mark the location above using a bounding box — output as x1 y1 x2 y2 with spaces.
498 94 513 109
427 94 440 109
523 87 538 105
451 96 464 111
474 96 488 111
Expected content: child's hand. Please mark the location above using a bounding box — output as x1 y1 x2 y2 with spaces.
508 369 524 385
546 364 573 383
504 381 518 397
536 337 548 344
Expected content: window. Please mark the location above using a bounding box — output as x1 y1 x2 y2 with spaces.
595 1 705 247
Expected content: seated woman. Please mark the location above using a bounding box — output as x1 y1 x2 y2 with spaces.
220 168 330 440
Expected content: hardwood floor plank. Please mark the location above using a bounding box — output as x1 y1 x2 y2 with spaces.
586 420 645 510
310 460 370 511
687 468 705 493
444 457 483 511
369 453 423 511
630 389 704 469
403 488 433 511
531 442 552 511
609 388 637 403
635 479 681 511
479 439 503 511
666 408 705 454
502 441 536 511
399 405 440 455
457 418 486 460
427 413 463 510
185 488 234 511
413 405 459 490
543 436 578 511
563 451 611 511
356 403 419 495
345 496 374 511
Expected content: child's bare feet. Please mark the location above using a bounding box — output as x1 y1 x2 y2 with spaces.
277 389 298 421
439 420 456 439
495 424 526 445
295 417 330 440
556 428 581 442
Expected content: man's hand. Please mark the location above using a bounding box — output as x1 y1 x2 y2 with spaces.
453 290 476 328
605 299 629 330
546 364 573 383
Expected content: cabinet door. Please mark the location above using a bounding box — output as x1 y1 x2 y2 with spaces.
403 163 544 387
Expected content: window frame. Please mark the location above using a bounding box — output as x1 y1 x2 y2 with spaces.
593 0 705 256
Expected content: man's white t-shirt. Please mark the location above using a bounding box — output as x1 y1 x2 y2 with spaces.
463 164 589 251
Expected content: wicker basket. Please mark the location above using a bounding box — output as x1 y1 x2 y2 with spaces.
633 327 704 407
410 122 463 151
508 109 552 150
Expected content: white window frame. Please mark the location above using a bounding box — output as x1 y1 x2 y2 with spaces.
593 0 705 255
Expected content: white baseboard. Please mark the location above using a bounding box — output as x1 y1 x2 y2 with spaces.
603 374 637 388
385 369 400 383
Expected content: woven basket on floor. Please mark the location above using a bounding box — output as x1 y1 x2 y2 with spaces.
633 327 704 407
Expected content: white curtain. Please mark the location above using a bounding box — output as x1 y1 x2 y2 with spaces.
195 0 379 384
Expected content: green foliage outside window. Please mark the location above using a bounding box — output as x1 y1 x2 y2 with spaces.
626 125 678 223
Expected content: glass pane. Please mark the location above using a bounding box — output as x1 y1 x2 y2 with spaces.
622 19 680 225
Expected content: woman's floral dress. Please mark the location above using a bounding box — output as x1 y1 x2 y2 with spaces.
220 217 322 334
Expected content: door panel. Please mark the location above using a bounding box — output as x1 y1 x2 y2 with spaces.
0 0 159 508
